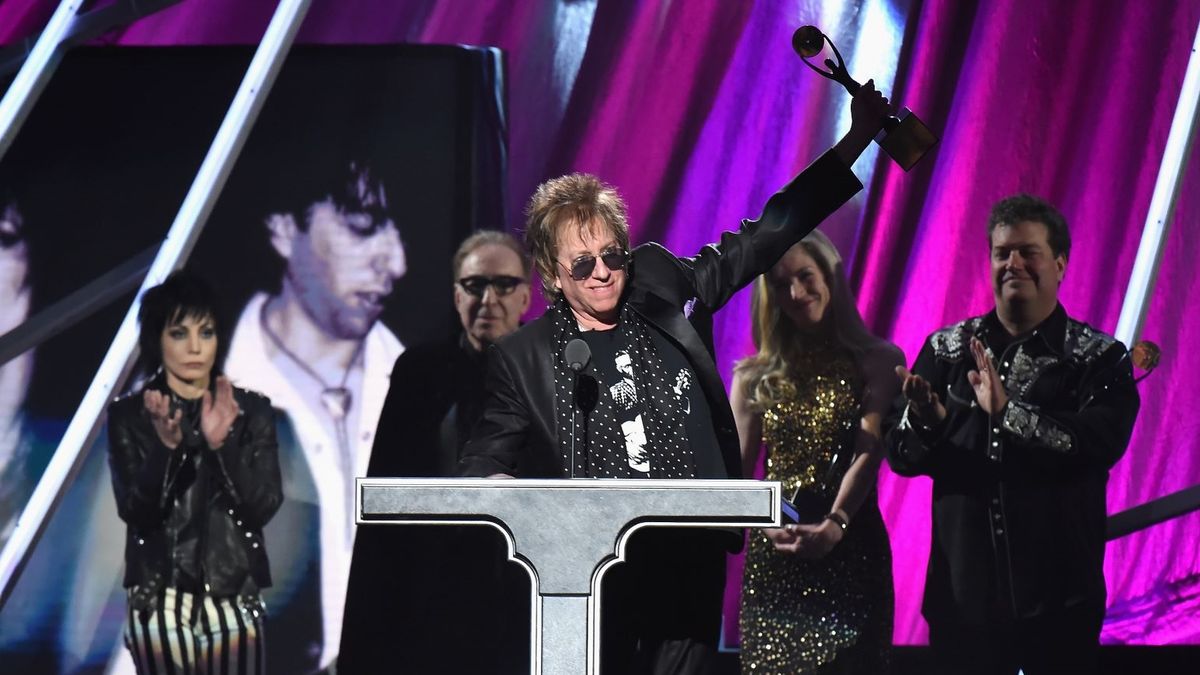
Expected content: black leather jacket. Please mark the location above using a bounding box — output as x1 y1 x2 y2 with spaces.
107 375 283 606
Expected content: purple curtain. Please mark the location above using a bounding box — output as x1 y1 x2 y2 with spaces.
851 0 1200 645
0 0 53 43
4 0 1199 646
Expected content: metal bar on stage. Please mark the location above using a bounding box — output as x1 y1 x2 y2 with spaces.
1107 483 1200 541
0 0 84 163
0 0 188 79
0 0 315 608
1114 15 1200 345
0 244 157 368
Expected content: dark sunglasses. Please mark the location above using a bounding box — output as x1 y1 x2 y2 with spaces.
458 275 526 298
559 248 630 281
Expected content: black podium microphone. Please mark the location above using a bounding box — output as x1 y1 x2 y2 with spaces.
564 339 591 478
565 339 591 373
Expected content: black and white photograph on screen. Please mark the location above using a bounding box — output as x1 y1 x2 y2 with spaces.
0 43 504 675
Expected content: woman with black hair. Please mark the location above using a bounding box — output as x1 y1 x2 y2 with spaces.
107 271 282 675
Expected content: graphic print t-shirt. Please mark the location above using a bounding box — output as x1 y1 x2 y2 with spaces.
649 329 716 474
578 326 711 477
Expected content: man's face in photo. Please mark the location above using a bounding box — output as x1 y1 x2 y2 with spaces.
283 185 407 340
0 201 29 334
0 199 32 426
615 352 633 379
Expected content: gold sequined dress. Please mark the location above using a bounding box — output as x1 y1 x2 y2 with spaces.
740 345 893 674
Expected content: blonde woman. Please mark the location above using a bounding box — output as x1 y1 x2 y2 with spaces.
733 230 902 674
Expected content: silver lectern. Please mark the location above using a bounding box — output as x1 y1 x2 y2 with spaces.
356 478 783 675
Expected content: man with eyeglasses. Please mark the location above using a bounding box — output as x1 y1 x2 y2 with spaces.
453 233 534 363
458 83 890 674
339 230 532 674
366 230 531 477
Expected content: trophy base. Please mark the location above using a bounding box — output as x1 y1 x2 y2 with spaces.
876 107 938 171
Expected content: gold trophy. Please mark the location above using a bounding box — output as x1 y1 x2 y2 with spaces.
793 25 937 171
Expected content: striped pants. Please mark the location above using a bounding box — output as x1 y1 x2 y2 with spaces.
124 587 266 675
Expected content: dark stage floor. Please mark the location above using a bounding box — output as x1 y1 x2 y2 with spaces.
712 646 1200 674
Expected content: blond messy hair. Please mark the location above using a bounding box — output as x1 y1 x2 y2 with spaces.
523 173 630 299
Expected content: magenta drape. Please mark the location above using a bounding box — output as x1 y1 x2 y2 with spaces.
0 0 52 44
3 0 1198 646
852 0 1200 644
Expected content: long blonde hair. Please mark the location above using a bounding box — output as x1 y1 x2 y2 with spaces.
735 230 887 412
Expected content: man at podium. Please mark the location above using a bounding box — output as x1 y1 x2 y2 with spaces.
458 82 889 675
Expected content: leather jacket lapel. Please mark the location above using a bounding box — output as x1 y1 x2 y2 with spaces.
629 291 724 410
628 291 735 478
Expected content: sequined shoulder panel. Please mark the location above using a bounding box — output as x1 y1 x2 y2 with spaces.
928 316 983 361
1064 318 1118 362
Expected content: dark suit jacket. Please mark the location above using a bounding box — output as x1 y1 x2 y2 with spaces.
366 335 487 477
340 337 530 675
459 150 862 479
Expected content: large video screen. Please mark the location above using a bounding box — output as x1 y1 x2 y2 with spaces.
0 44 504 674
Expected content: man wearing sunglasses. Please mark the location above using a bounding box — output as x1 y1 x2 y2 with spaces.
459 83 891 674
340 230 532 674
367 229 532 477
